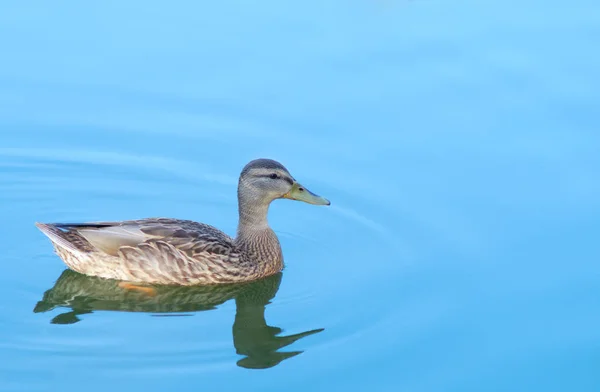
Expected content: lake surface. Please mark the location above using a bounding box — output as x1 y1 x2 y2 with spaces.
1 0 599 391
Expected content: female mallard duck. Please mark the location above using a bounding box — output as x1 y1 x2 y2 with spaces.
36 159 330 285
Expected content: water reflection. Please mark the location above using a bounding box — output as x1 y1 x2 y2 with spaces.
34 270 324 369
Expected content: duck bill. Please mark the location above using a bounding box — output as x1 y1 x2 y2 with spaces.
282 182 330 206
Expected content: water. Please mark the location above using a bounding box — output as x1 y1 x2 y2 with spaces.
1 0 599 390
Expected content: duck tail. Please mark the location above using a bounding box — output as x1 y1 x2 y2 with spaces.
35 222 93 253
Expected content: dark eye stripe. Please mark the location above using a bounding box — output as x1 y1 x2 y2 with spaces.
259 174 294 185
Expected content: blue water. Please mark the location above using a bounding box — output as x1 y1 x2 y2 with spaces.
1 0 599 390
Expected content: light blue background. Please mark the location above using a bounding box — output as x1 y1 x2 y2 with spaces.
1 0 599 391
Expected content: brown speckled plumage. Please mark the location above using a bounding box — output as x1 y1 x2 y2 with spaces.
36 159 330 285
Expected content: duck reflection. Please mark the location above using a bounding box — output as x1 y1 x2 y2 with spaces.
34 270 323 369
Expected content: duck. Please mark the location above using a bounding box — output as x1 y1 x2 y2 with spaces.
36 158 330 285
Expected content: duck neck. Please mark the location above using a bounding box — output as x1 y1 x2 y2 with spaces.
237 195 270 233
235 191 283 271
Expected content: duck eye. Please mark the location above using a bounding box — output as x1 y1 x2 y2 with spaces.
269 173 279 179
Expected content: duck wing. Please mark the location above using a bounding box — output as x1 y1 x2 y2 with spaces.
67 218 235 257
